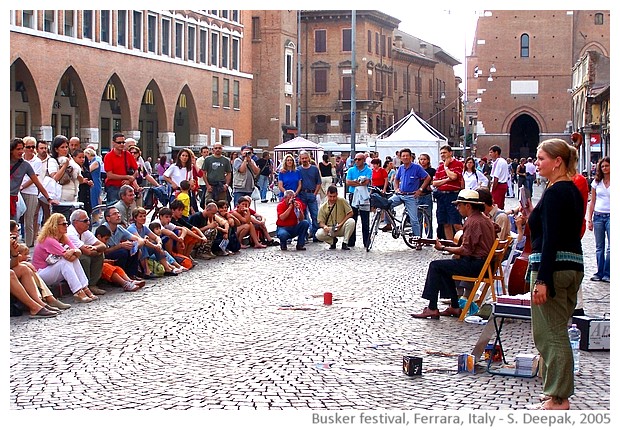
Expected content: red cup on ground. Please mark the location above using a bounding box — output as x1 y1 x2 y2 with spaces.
324 292 333 305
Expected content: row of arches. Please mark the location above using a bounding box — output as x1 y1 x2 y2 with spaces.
11 57 202 161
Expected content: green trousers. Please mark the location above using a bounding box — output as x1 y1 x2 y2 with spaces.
530 270 583 400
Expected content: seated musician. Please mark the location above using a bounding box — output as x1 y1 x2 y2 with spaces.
411 189 496 319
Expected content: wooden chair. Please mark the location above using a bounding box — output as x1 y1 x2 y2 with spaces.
453 237 512 321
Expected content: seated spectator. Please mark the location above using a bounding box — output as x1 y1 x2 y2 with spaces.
101 207 145 281
230 197 267 249
15 242 71 310
188 202 224 259
147 221 188 273
276 190 310 251
128 207 179 277
215 200 241 254
174 180 192 219
167 200 211 258
93 225 145 291
10 269 58 318
236 195 278 246
113 184 138 227
67 209 107 295
32 213 97 303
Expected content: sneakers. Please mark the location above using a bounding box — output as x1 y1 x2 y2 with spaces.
590 276 602 282
123 281 143 292
329 238 338 250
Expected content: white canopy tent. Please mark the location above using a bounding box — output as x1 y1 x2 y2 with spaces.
273 136 324 166
374 110 447 168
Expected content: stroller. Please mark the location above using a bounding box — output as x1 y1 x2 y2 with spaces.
143 184 172 219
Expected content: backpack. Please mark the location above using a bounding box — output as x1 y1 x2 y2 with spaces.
173 253 193 269
146 258 165 276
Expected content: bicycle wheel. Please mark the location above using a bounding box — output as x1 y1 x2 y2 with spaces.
401 212 417 249
367 208 382 251
418 207 433 239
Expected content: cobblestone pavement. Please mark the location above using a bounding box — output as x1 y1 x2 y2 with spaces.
10 185 610 411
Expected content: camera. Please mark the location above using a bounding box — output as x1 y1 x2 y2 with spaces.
244 151 251 157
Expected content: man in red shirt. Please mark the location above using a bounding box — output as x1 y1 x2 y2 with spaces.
432 145 464 240
276 189 310 251
103 132 139 203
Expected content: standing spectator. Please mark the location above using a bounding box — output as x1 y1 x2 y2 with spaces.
488 145 510 209
232 145 260 206
318 154 334 203
525 157 537 196
144 156 153 176
370 158 389 193
48 135 83 203
10 138 57 222
127 142 159 207
201 142 232 203
256 151 274 203
586 156 610 283
275 190 310 251
277 154 301 200
417 153 436 237
84 147 103 210
73 149 93 215
345 153 373 248
18 136 43 247
528 138 584 410
35 139 53 231
156 155 170 184
103 133 139 203
462 156 489 190
297 151 322 242
432 145 464 241
335 155 345 186
195 146 210 207
516 157 527 191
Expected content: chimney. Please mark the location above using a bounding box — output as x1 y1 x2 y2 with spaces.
394 35 403 49
419 42 427 56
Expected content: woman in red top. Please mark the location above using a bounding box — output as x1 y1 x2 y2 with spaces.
370 158 388 193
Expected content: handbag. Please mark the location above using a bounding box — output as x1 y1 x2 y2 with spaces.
38 159 62 203
251 186 261 201
45 253 62 265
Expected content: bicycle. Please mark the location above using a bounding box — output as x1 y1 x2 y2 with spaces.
366 187 437 252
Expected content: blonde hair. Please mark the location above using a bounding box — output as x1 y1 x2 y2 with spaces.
84 148 97 157
281 154 296 172
23 136 36 146
37 213 66 243
537 138 578 176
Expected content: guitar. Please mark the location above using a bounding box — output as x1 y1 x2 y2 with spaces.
412 230 463 251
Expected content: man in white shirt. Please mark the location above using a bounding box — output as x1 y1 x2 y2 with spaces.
488 145 510 209
19 136 43 247
195 146 210 208
67 209 107 295
524 157 537 196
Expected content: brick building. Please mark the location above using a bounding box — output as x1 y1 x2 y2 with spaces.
298 10 460 148
10 10 254 160
466 10 610 160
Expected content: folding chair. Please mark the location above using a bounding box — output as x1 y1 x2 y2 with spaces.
453 237 512 321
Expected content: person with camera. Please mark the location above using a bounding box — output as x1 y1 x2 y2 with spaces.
103 133 140 204
275 190 310 251
316 185 355 250
232 145 260 206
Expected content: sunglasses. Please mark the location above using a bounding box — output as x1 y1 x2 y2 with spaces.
58 222 69 226
115 141 126 144
25 145 36 149
76 219 90 223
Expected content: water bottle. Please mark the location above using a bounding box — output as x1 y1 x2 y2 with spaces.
568 324 581 374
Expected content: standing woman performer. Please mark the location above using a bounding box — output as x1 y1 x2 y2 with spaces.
586 156 610 283
528 138 584 410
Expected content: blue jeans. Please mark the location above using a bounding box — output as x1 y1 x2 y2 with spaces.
593 212 610 280
298 191 319 238
417 193 433 238
106 185 120 204
257 175 270 201
276 220 310 247
233 191 252 207
389 194 421 237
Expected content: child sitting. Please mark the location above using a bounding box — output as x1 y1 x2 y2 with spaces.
94 225 145 292
148 221 187 274
230 196 266 249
